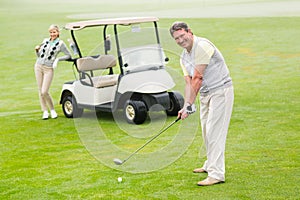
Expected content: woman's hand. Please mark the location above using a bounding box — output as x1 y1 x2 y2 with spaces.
35 45 40 52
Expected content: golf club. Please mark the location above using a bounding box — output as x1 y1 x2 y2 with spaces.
113 116 181 165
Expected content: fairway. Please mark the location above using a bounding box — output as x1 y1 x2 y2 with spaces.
1 0 299 199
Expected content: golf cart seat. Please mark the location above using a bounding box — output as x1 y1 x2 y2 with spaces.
76 55 119 88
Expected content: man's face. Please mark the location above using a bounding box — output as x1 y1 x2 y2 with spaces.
172 29 193 50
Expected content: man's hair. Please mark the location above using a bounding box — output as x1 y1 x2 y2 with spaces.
169 22 189 37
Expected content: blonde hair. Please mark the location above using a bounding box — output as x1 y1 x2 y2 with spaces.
48 24 60 35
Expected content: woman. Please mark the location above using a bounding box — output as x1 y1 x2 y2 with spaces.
34 24 71 119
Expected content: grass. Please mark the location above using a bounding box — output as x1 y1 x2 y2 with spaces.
1 0 300 199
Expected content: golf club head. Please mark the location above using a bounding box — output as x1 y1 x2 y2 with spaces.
113 158 123 165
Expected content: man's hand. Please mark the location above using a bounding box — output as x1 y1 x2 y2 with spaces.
178 108 188 120
178 103 196 120
186 103 196 114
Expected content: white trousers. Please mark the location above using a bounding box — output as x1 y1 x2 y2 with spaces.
200 86 234 181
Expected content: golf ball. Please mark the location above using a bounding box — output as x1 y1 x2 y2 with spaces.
117 177 122 182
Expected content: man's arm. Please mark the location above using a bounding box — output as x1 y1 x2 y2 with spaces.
184 75 192 104
178 64 207 119
187 64 207 104
178 76 192 119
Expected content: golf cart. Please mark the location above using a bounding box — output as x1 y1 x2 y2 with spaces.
60 17 184 124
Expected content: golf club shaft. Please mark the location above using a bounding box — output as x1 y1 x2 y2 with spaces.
122 117 181 164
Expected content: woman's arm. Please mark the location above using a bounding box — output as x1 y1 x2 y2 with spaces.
57 41 71 61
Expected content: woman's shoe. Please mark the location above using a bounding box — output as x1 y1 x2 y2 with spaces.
42 111 49 120
50 110 58 119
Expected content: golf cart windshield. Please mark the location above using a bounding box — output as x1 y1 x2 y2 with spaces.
121 44 165 74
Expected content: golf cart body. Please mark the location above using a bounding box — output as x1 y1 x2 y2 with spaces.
60 17 184 124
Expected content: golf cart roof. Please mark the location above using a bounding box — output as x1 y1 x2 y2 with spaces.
64 17 159 31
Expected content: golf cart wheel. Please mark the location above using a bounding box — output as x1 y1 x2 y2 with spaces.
62 95 83 118
124 100 147 124
166 92 184 116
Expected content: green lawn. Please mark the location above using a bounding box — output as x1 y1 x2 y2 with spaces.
0 0 299 199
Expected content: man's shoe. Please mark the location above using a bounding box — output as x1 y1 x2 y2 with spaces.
193 168 207 173
42 111 49 120
197 177 224 186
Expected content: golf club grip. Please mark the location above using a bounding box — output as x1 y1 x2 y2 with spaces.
175 116 181 122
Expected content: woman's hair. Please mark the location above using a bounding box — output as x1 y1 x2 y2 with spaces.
48 24 60 36
169 21 190 37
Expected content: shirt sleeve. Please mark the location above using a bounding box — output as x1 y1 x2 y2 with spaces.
180 57 189 76
36 38 48 57
194 40 214 65
57 41 71 61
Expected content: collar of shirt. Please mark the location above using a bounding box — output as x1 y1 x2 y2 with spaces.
183 35 198 55
49 38 60 46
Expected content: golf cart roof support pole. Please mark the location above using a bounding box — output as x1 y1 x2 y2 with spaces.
103 25 113 75
114 24 124 75
154 21 160 44
71 30 82 58
103 25 108 55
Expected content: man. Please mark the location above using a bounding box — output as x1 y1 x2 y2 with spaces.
169 22 234 186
